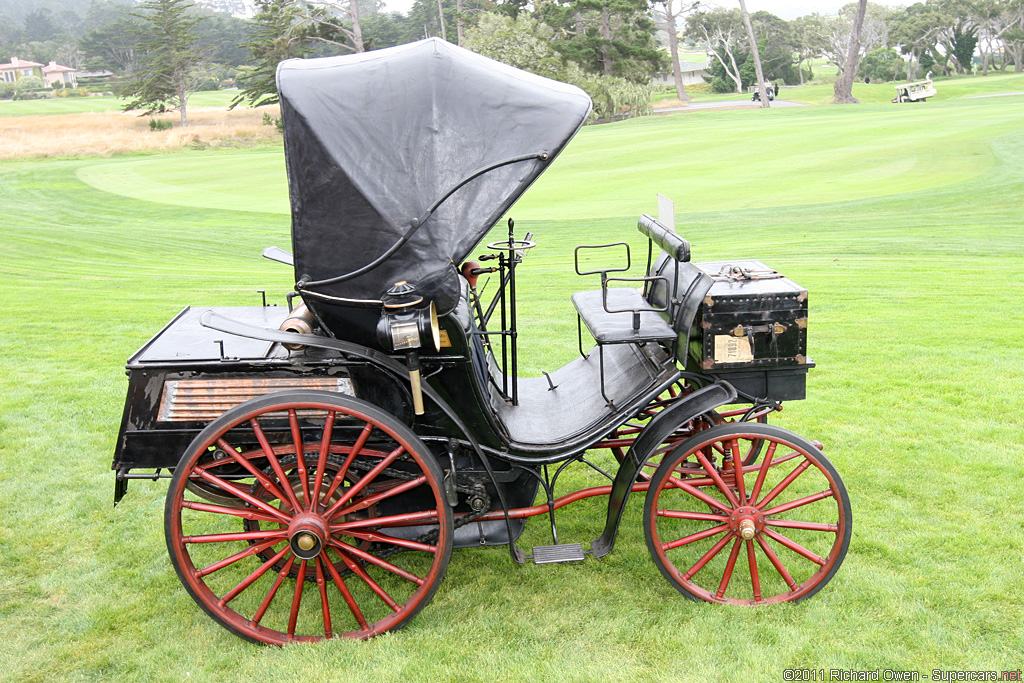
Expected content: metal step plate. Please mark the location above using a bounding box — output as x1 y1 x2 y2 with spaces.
532 543 586 564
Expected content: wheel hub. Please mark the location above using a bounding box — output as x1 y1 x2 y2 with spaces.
288 513 329 560
729 506 763 540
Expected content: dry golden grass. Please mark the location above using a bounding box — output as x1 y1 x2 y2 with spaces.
652 98 691 109
0 105 282 160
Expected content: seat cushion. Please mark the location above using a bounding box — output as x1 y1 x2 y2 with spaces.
571 288 676 344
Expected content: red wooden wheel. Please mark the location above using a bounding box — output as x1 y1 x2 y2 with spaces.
165 390 453 645
644 423 850 605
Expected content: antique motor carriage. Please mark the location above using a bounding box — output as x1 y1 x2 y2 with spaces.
112 39 851 645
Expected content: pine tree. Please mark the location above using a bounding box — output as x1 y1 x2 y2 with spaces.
231 0 314 109
121 0 208 126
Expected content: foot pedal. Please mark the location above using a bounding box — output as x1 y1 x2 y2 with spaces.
532 542 585 564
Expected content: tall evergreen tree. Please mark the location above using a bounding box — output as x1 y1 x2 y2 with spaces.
120 0 209 126
538 0 665 82
231 0 314 108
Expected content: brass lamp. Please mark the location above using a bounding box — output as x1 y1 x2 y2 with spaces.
376 281 439 415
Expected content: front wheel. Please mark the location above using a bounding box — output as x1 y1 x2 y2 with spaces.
165 390 453 645
644 423 850 605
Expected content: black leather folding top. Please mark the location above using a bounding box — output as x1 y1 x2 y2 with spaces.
571 289 676 344
490 343 665 445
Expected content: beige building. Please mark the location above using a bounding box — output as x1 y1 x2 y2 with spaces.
1 57 79 87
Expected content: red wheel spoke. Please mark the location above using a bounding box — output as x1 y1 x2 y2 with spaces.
194 470 291 524
762 489 835 517
312 411 336 509
253 556 296 626
748 440 778 505
328 541 425 585
682 532 734 580
715 538 743 599
765 519 838 533
314 558 333 638
325 445 405 519
755 535 798 591
663 524 729 551
747 539 762 602
329 547 400 611
756 459 811 509
693 447 740 508
197 538 281 578
337 530 437 553
331 509 439 531
664 476 733 513
184 529 288 544
210 437 292 507
671 451 802 490
330 475 428 518
656 509 729 522
762 528 826 566
288 409 310 510
323 423 374 503
219 545 291 604
287 560 308 636
168 394 454 644
321 549 369 631
250 418 304 513
728 438 747 505
181 500 282 524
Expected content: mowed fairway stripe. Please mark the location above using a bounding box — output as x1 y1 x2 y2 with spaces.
76 150 290 215
72 97 1018 222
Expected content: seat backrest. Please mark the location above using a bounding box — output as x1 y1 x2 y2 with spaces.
648 255 714 341
638 214 690 262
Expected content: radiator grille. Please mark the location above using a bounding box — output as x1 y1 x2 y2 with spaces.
158 377 354 422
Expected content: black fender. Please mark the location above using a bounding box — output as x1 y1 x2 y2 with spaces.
591 381 737 558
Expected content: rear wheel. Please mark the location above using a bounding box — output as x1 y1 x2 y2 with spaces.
165 390 453 644
644 423 850 604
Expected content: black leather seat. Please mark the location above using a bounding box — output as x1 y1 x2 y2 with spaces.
571 289 676 344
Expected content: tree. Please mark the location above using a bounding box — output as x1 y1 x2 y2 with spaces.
686 8 745 93
297 0 371 52
738 0 769 106
194 9 252 66
653 0 697 102
834 0 868 103
80 15 146 73
537 0 666 82
121 0 210 127
464 11 654 122
791 13 829 83
858 46 905 80
463 12 565 78
888 2 948 79
824 2 891 76
230 0 315 108
1000 0 1024 71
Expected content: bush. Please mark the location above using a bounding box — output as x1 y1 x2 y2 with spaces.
149 118 173 131
0 82 14 100
859 48 906 83
196 77 220 91
76 87 91 97
261 112 283 133
13 75 45 93
14 89 51 100
51 81 64 90
54 88 69 98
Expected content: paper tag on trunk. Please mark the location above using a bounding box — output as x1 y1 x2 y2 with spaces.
714 335 753 363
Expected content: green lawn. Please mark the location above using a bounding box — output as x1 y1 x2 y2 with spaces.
1 86 1023 681
0 89 240 117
